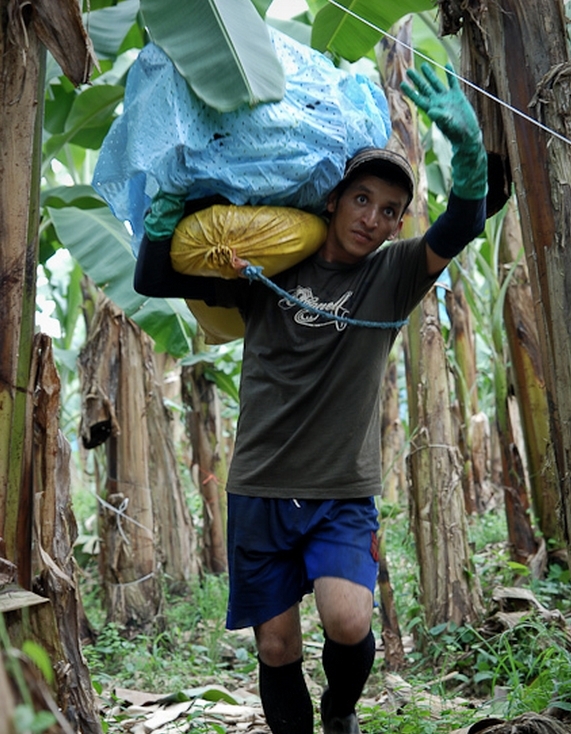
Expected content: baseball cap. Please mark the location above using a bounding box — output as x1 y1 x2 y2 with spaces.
342 148 415 205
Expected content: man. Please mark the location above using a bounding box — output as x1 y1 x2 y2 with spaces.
135 63 488 734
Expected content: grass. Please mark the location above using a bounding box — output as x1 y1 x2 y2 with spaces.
82 573 259 695
75 506 571 734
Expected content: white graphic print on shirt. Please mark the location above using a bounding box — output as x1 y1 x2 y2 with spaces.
278 286 353 330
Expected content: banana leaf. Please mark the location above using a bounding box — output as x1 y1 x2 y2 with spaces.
140 0 285 111
312 0 435 61
48 205 195 357
43 84 124 173
83 0 140 59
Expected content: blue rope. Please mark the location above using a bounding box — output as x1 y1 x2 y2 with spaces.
242 264 408 330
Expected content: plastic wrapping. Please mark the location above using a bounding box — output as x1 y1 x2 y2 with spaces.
92 28 391 255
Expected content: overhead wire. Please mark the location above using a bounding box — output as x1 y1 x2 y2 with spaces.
325 0 571 148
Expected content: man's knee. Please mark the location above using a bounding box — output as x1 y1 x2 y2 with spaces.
256 634 301 666
254 605 303 667
315 577 373 645
324 607 372 645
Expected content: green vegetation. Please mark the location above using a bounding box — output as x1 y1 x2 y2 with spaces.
75 504 571 734
0 615 57 734
82 574 257 694
18 2 569 732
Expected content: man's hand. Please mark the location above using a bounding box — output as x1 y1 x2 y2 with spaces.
401 63 481 147
144 190 186 241
401 63 488 201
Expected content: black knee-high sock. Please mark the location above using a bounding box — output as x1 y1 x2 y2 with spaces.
258 656 314 734
321 629 376 720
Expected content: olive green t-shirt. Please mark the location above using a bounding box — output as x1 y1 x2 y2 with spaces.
217 236 437 499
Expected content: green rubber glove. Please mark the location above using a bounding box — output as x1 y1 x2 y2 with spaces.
143 190 187 241
401 63 488 200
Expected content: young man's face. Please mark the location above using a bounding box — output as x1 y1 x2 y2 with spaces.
320 174 409 265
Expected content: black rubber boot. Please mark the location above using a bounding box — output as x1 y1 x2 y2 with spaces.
321 690 361 734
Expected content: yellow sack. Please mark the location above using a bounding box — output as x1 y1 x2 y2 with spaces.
171 205 327 344
185 299 246 344
171 204 326 278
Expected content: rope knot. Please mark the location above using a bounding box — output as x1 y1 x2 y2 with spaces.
206 244 233 269
242 263 263 280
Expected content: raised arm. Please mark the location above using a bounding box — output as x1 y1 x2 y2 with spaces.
401 63 488 274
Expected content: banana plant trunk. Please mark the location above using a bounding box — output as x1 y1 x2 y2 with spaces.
377 528 405 671
499 201 562 548
30 334 102 732
79 293 204 617
445 263 479 515
381 346 407 504
486 0 571 555
0 0 45 584
0 1 100 730
456 0 571 554
144 360 200 585
78 296 163 631
379 17 483 630
493 338 540 567
181 343 228 575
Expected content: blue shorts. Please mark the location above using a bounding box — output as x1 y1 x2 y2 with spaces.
226 494 380 630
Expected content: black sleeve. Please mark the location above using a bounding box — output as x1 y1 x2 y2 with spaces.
133 233 222 304
424 192 486 259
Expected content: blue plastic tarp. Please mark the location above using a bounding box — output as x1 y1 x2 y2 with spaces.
92 28 392 255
